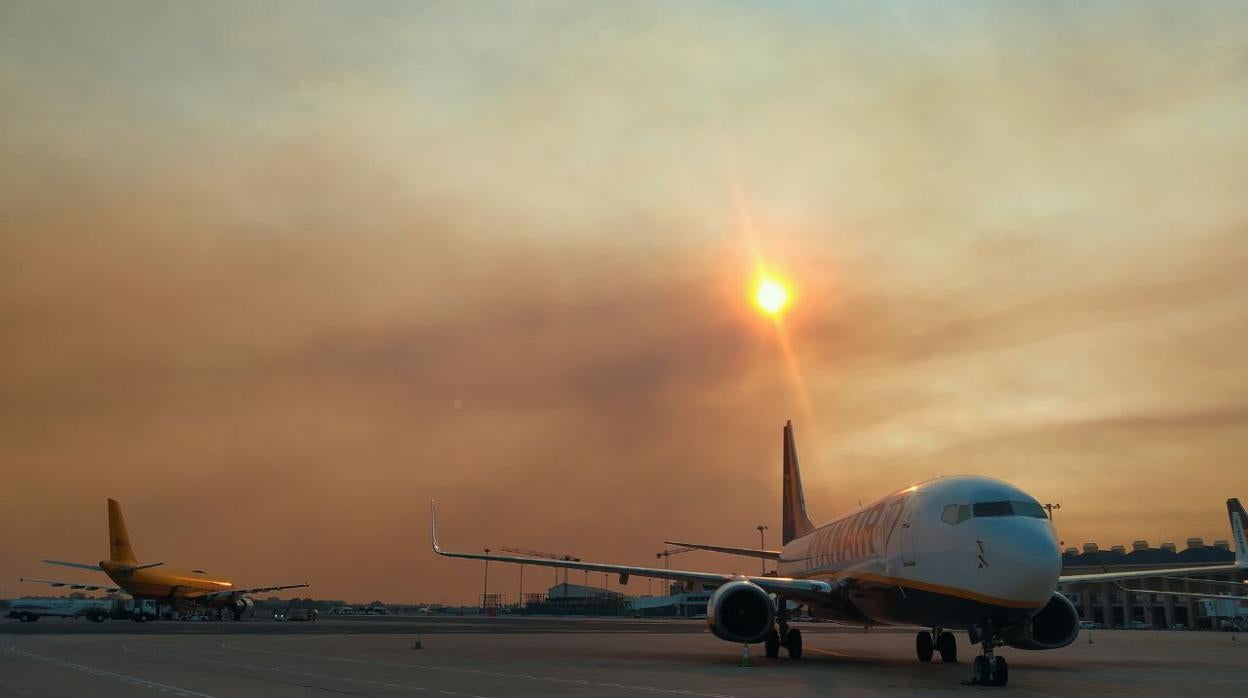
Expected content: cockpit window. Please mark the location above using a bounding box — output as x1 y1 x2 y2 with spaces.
941 504 971 525
972 501 1048 519
972 501 1014 517
1010 501 1049 519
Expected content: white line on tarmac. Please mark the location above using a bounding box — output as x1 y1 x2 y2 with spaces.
5 644 221 698
222 639 740 698
122 643 486 697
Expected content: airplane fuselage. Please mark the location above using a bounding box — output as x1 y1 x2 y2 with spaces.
780 475 1060 630
99 561 236 607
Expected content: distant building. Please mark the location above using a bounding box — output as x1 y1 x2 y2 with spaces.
630 583 717 618
522 583 630 616
1057 538 1244 630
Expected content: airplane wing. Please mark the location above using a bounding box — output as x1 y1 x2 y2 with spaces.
189 583 309 600
663 540 782 560
1059 563 1244 585
1060 498 1247 585
431 501 834 603
19 577 120 593
1113 582 1247 602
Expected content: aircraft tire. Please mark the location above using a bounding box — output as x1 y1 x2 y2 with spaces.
991 656 1008 686
972 655 990 684
915 631 934 662
785 628 803 659
937 632 957 663
764 628 780 658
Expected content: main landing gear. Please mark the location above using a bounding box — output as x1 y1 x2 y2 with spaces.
764 603 803 659
915 629 959 663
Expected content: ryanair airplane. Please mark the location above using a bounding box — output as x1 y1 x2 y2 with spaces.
21 498 308 620
434 421 1247 687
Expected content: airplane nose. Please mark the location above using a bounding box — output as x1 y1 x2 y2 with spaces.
988 520 1061 606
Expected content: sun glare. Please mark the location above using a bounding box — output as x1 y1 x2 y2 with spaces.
754 277 790 316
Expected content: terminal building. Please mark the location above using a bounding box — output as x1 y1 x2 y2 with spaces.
1057 537 1245 630
629 583 716 618
518 583 630 616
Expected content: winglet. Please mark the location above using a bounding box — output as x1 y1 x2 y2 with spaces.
430 499 444 554
1229 498 1246 567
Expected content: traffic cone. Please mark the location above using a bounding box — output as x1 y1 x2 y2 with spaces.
739 642 751 668
413 634 423 649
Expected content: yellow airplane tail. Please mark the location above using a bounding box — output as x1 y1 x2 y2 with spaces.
108 498 138 564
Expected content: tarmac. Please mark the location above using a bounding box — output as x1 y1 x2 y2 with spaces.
2 615 1245 697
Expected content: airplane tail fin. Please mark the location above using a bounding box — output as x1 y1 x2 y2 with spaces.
1228 498 1247 568
108 498 138 565
782 420 816 544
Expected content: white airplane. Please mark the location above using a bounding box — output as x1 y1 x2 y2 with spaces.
433 421 1247 686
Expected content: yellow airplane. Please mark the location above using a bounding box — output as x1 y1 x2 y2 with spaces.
20 498 307 619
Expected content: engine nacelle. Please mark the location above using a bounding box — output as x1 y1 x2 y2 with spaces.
231 596 255 616
1004 592 1079 650
706 579 775 644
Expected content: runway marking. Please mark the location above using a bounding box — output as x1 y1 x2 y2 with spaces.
223 639 739 697
5 644 220 698
123 644 482 697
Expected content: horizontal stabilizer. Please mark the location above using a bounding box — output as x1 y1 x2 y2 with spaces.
42 560 102 572
663 540 781 560
126 562 164 572
20 577 119 593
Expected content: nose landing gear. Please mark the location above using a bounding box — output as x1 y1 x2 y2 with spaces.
970 653 1008 686
965 626 1008 686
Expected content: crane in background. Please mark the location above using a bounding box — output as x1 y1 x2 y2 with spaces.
656 546 694 568
653 546 695 596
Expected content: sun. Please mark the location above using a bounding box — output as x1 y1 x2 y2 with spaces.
754 277 790 316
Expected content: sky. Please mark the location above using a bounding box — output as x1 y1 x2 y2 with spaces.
1 1 1246 604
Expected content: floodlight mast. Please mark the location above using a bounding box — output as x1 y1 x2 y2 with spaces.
501 547 580 589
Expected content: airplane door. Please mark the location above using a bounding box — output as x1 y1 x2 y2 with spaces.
901 494 923 567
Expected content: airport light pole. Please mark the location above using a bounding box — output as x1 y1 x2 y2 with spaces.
757 525 769 575
518 563 524 613
1043 503 1061 523
482 548 490 612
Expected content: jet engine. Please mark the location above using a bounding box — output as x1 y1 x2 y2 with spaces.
231 596 255 616
1003 591 1079 650
706 579 775 643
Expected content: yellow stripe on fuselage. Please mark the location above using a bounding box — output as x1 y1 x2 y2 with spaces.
799 570 1046 610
